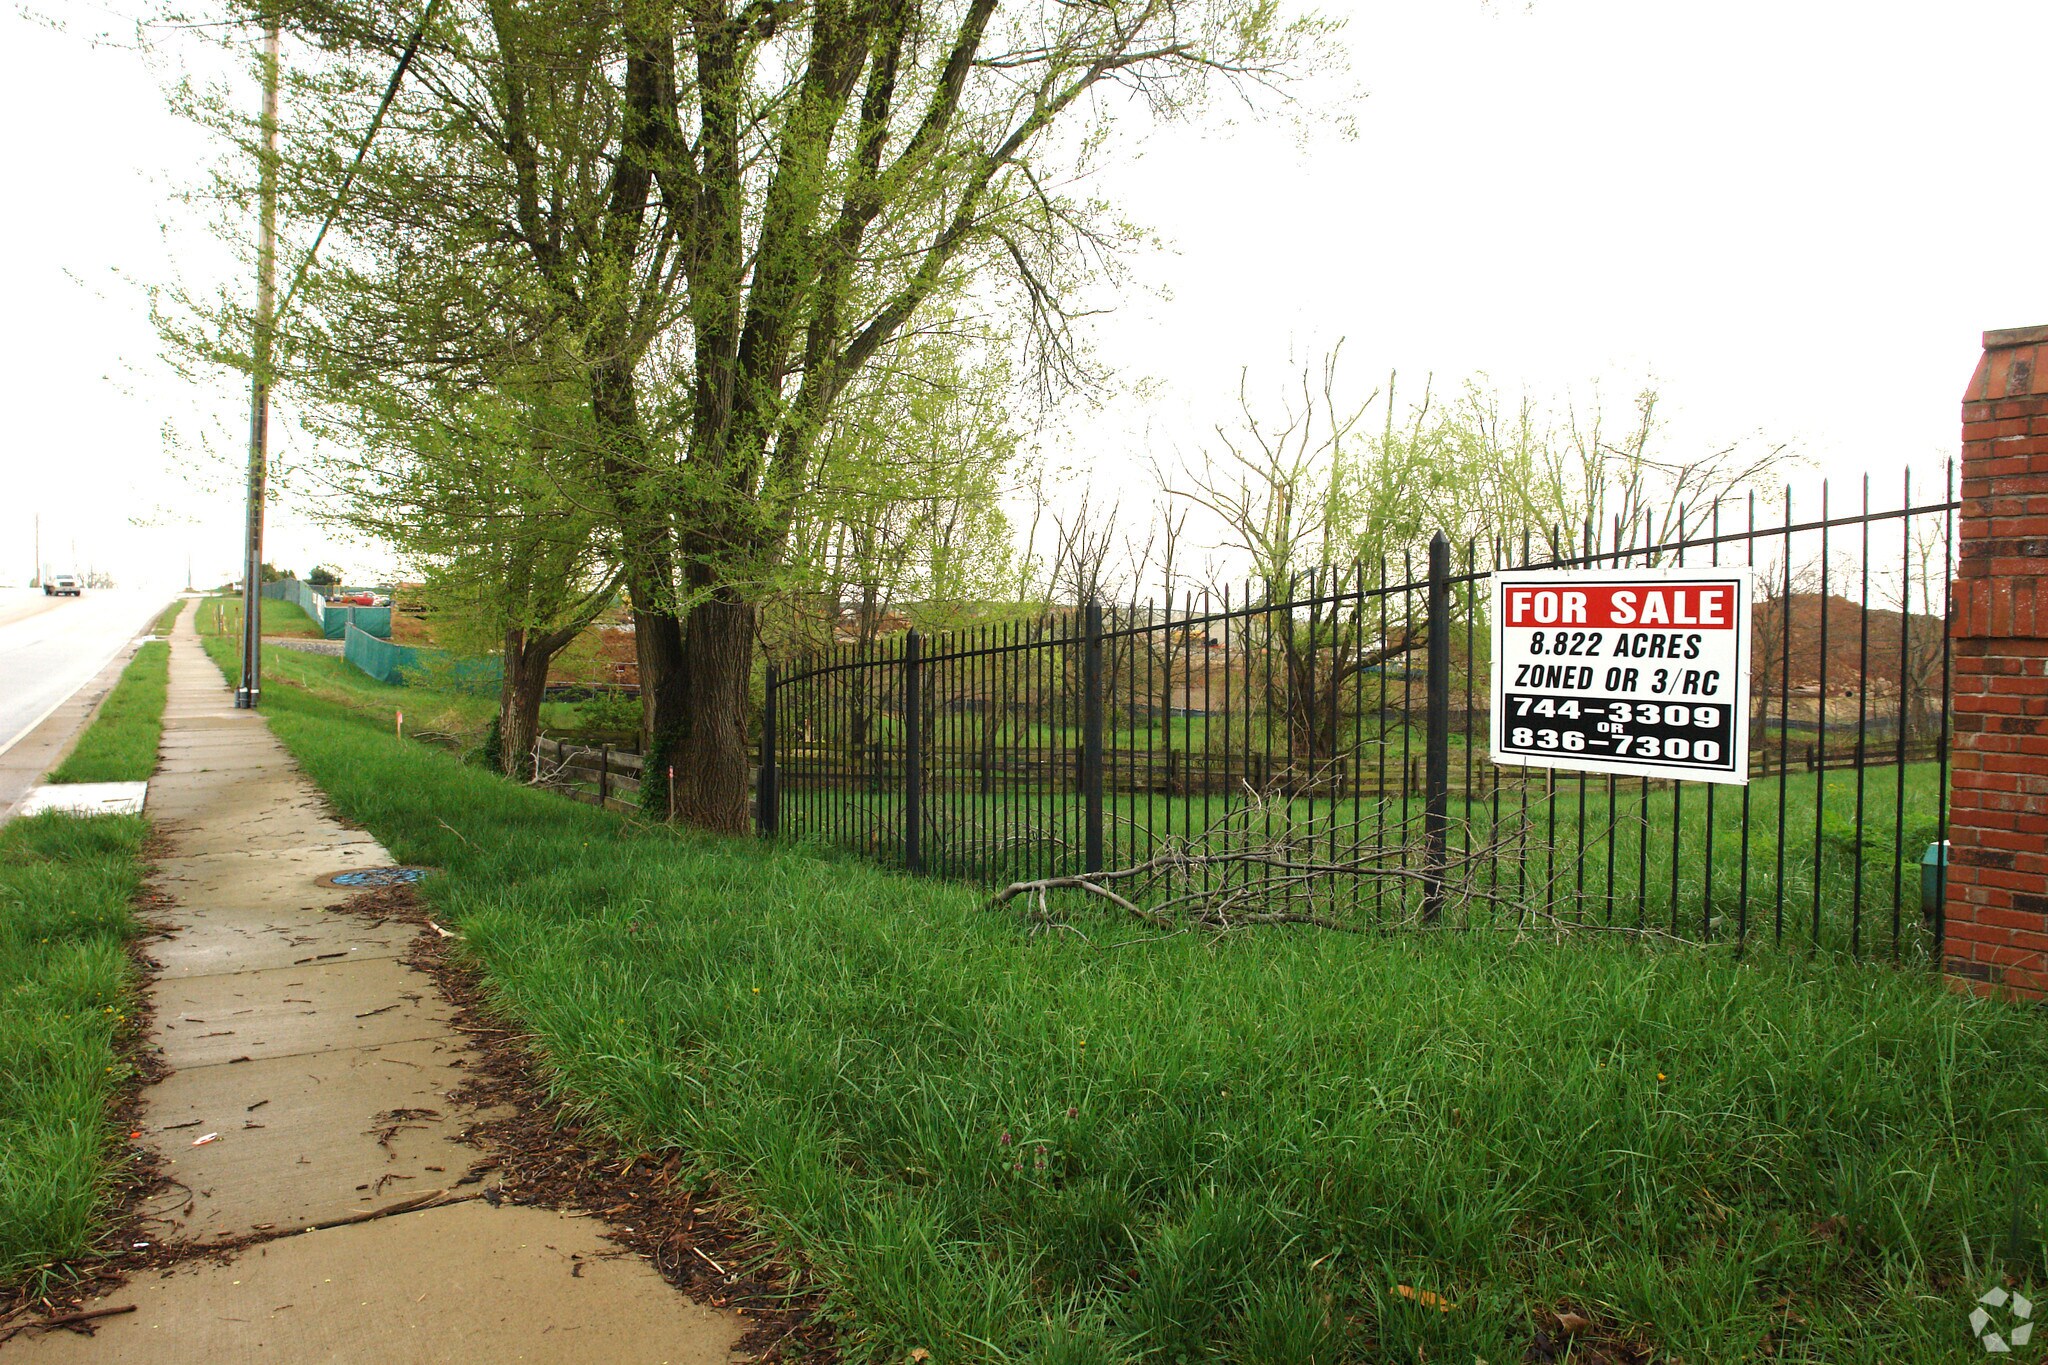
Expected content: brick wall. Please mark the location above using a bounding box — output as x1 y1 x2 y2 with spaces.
1947 323 2048 1000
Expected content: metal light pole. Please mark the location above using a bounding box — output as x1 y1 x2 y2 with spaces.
237 17 281 709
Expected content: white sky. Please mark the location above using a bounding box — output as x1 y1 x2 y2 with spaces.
4 0 2045 592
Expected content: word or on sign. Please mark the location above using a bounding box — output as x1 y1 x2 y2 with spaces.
1490 566 1753 785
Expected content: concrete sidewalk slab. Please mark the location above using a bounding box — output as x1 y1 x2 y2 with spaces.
150 910 409 979
138 1037 486 1241
158 724 281 744
150 844 393 909
151 744 290 768
152 841 390 869
150 956 456 1068
144 775 331 808
148 810 381 852
15 781 149 817
11 1201 745 1364
144 781 327 810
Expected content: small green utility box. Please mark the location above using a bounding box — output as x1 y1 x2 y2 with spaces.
1921 841 1948 921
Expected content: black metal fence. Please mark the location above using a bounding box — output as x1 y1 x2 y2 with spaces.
762 470 1958 958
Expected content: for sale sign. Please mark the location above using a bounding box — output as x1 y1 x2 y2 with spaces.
1489 565 1753 785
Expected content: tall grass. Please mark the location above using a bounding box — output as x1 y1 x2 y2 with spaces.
211 638 2048 1363
0 622 173 1291
0 814 149 1289
45 642 170 785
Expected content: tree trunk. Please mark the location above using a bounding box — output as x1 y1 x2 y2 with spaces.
587 353 691 807
675 590 757 833
634 599 688 751
498 627 554 782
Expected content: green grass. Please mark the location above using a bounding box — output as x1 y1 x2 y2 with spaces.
196 633 2048 1362
0 816 150 1292
777 758 1946 960
192 592 322 640
1 619 172 1291
0 631 169 1297
152 598 184 636
44 643 171 785
197 594 577 747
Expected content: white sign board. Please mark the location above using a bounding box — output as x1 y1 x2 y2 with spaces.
1490 566 1753 785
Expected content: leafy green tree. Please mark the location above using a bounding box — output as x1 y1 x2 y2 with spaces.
164 0 1338 831
774 325 1022 658
294 359 619 780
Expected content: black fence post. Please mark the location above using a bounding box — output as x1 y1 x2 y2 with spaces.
1082 600 1105 874
599 742 610 808
757 664 778 838
1422 532 1451 922
904 632 923 872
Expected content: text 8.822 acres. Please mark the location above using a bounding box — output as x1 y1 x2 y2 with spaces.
1489 567 1754 785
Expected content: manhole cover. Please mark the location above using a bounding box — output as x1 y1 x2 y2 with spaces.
319 866 433 888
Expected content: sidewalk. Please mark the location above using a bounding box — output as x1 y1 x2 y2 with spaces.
11 609 743 1362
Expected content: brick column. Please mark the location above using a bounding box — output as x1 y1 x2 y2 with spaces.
1947 324 2048 1000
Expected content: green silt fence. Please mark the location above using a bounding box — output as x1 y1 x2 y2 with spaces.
260 579 392 640
344 623 502 692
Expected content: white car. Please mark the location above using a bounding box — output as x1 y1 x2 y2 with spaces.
44 573 82 597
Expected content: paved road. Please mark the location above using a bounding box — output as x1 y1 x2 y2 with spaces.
0 589 164 759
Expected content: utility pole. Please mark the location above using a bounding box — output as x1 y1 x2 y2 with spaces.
237 16 281 708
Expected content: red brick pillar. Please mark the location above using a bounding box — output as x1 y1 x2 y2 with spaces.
1947 324 2048 1000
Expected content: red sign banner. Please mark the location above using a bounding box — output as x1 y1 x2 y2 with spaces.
1501 584 1739 631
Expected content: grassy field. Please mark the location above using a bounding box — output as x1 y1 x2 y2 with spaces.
192 593 322 639
45 642 171 785
197 594 590 749
197 633 2048 1362
151 599 184 636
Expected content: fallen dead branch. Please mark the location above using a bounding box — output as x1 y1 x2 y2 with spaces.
988 781 1692 944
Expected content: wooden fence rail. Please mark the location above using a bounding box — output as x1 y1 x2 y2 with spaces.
535 737 643 812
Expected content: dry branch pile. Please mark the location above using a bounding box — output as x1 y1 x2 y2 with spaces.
986 787 1684 944
987 791 1520 935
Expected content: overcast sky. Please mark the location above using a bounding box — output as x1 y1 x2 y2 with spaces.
4 0 2044 592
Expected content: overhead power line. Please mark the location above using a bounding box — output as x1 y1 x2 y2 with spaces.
272 0 444 330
